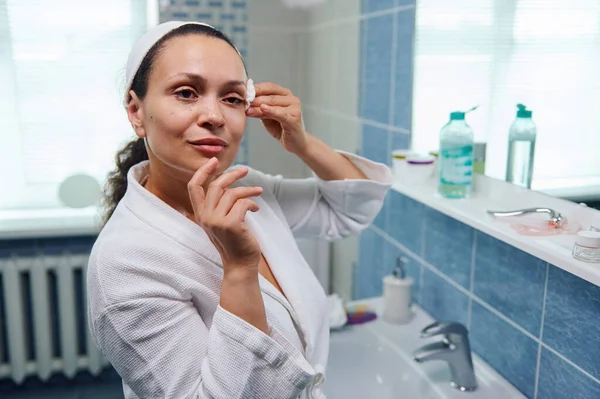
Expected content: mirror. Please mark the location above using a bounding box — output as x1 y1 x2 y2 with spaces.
411 0 600 207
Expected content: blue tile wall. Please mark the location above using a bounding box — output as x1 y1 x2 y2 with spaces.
159 0 249 165
423 209 473 289
360 123 410 170
543 266 600 381
420 267 469 326
537 348 600 399
360 13 394 124
474 232 547 336
390 130 410 152
361 0 396 14
372 192 390 231
357 3 414 248
470 302 538 398
354 228 385 299
387 190 424 255
361 123 390 166
356 192 600 398
393 7 415 129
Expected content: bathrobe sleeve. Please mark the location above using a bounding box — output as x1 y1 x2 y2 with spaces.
252 150 393 240
89 251 315 399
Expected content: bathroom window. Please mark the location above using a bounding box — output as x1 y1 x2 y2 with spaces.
413 0 600 196
0 0 157 212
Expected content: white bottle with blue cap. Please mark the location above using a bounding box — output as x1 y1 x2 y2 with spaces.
438 107 476 198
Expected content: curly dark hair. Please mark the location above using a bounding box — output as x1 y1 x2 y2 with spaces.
101 24 244 225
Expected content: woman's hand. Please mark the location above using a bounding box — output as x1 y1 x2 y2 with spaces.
246 82 308 156
188 158 263 270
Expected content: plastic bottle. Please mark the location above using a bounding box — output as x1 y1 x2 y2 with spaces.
438 109 475 199
506 104 537 188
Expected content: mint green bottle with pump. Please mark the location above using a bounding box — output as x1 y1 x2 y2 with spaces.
506 104 536 188
438 108 476 199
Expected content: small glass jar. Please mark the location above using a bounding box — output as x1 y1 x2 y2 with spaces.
572 231 600 263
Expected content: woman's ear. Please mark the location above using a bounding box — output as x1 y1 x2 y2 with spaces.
127 90 146 138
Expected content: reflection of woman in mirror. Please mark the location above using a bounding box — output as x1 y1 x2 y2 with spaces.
86 21 392 399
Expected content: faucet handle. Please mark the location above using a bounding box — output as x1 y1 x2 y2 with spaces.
420 321 469 339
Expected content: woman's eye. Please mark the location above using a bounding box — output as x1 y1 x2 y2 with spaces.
176 89 197 100
225 97 244 105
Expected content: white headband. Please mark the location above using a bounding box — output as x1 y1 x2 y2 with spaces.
123 21 255 109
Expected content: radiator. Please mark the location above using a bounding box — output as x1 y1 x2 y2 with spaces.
0 251 108 384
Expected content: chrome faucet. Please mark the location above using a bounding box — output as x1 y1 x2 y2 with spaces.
412 321 477 392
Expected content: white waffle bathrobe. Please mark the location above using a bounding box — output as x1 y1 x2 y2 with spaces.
86 151 392 399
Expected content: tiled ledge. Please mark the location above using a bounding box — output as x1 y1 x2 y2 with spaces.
391 174 600 288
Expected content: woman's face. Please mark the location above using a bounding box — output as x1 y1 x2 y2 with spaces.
129 34 248 177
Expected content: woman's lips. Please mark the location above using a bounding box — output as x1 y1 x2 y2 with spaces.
188 138 227 155
190 143 226 155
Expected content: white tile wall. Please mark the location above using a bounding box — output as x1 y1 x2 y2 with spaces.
334 21 360 116
333 0 360 19
306 0 335 25
247 0 307 29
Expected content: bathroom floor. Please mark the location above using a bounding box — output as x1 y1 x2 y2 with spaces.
0 367 124 399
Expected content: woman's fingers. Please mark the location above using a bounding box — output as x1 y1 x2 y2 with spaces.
253 82 292 97
188 158 219 217
251 94 297 108
259 104 296 126
228 198 260 224
246 106 263 117
204 166 250 210
215 186 263 216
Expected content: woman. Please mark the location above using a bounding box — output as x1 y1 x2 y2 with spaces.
87 21 392 399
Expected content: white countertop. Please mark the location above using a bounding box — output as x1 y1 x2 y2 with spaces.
391 173 600 287
326 297 525 399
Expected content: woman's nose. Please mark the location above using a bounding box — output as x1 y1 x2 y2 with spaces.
197 99 225 128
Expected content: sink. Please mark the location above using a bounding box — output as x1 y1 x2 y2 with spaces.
326 325 441 398
324 298 526 399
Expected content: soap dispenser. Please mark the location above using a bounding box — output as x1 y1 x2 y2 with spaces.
382 256 414 324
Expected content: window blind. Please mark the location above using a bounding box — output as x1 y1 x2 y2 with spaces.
0 0 155 211
412 0 600 194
